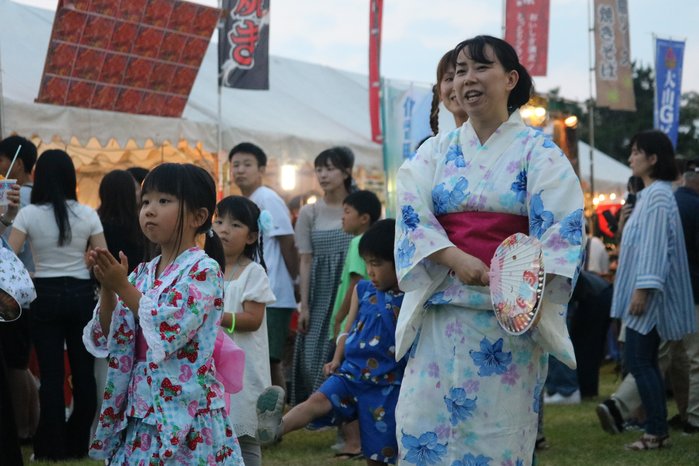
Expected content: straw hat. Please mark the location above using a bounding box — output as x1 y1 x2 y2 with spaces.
0 244 36 322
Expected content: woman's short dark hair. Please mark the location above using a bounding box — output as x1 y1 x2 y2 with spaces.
629 130 679 181
141 163 225 269
314 146 355 192
453 35 534 112
31 150 77 246
358 219 396 263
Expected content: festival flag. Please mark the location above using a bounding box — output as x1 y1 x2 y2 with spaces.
654 38 685 148
369 0 383 143
504 0 550 76
381 82 433 215
594 0 636 111
219 0 270 90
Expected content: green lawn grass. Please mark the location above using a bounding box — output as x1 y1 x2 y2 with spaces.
23 364 699 465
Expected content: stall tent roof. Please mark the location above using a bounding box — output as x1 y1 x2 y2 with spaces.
578 141 633 195
0 0 631 190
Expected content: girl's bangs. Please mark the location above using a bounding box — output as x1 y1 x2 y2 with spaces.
141 164 182 198
215 196 259 232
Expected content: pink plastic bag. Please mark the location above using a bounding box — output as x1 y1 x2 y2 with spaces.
213 329 245 413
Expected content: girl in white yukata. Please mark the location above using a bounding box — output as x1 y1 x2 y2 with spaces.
213 196 276 466
394 36 585 466
83 163 243 464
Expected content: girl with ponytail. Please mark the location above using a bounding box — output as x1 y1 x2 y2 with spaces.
213 195 275 466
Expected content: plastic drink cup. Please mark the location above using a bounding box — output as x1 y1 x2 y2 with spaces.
0 179 17 207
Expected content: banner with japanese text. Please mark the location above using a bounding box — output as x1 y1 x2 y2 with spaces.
654 38 685 148
504 0 550 76
381 82 433 215
369 0 383 143
219 0 270 89
594 0 636 110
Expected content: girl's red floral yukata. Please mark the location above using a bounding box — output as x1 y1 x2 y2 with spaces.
83 247 243 465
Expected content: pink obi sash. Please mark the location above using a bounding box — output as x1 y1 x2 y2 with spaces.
135 327 148 362
438 211 529 264
134 327 244 414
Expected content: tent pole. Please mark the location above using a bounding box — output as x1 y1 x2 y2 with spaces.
217 83 223 197
0 33 5 139
217 0 224 199
587 0 596 199
501 0 506 38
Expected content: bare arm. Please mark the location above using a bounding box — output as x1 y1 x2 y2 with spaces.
0 184 20 235
7 228 27 255
332 273 361 338
297 252 312 332
324 287 360 375
278 234 299 279
89 232 108 251
98 287 117 336
221 300 265 332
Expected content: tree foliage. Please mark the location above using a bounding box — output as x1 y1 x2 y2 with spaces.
677 91 699 158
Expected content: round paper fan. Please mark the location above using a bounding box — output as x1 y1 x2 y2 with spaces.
489 233 545 335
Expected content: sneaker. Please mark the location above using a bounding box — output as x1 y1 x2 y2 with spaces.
256 386 285 445
683 422 699 435
544 389 581 405
596 399 624 435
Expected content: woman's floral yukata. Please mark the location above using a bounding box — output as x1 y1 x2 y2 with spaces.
83 248 243 465
394 112 584 466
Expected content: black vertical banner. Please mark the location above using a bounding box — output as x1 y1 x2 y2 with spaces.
219 0 270 90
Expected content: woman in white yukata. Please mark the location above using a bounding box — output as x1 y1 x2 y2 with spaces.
394 35 585 466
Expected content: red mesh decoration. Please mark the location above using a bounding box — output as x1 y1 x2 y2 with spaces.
37 0 219 117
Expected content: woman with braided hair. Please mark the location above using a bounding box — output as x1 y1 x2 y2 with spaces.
429 49 469 135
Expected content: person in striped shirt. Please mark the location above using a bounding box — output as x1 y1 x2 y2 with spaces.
610 130 696 451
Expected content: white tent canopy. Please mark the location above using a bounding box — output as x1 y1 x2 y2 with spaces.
1 0 632 199
577 141 632 197
0 0 382 168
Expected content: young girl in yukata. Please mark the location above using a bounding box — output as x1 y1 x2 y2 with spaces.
257 219 406 465
213 196 275 466
83 163 243 464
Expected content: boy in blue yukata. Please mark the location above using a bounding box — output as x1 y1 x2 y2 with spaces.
256 219 405 465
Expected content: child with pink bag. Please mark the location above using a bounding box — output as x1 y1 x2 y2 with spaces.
213 196 276 466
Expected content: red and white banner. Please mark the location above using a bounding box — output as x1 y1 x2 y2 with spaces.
504 0 550 77
369 0 383 144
